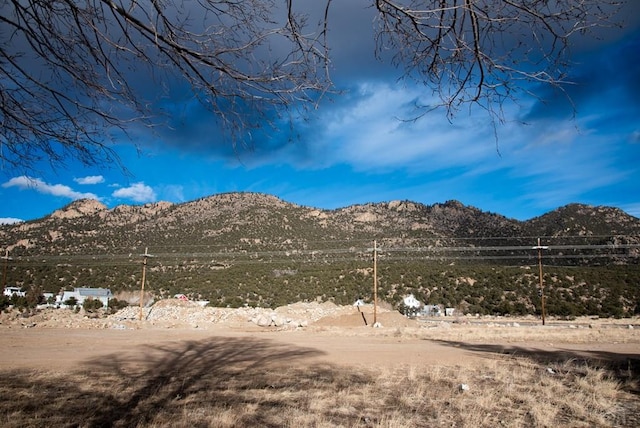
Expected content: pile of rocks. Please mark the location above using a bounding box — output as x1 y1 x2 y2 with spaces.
0 299 397 330
0 308 114 329
109 299 385 329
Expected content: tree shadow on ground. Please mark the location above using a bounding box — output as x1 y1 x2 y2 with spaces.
0 335 377 427
432 339 640 393
1 335 638 427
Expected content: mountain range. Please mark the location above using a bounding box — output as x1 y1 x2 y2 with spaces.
2 193 639 317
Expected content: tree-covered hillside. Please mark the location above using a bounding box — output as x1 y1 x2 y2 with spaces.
1 194 639 317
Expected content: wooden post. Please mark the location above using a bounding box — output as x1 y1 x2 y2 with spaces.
533 238 549 326
373 240 378 325
357 303 368 326
139 247 154 321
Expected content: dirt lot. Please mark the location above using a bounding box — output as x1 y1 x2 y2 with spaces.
1 300 639 372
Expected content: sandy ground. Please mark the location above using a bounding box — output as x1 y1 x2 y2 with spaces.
0 327 486 371
1 309 639 373
1 327 639 393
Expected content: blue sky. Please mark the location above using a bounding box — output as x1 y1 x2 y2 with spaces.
2 2 639 224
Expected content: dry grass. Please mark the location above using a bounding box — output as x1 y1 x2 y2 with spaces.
364 316 640 345
0 335 637 427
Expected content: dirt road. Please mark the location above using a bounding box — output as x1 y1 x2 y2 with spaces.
2 326 638 372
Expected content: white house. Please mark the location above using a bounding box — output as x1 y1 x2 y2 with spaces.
58 287 113 308
402 294 422 317
403 294 421 309
3 286 25 297
421 304 443 317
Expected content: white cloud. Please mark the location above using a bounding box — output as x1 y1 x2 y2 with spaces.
74 175 105 185
2 176 99 200
0 217 23 225
159 184 185 202
304 81 500 172
112 182 157 203
284 79 636 219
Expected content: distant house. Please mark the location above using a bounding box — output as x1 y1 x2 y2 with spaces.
3 286 25 297
402 294 422 317
58 287 112 308
421 304 443 317
403 294 421 309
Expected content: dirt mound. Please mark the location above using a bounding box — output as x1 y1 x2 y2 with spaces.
110 300 415 330
313 307 418 328
151 298 201 308
0 299 414 331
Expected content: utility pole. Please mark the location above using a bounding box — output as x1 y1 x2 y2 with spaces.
1 249 12 290
533 238 549 325
373 240 378 325
139 247 155 321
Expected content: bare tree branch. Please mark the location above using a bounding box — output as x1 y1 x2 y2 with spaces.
0 0 624 173
373 0 622 120
1 0 330 173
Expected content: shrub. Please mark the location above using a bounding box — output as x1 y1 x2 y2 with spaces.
25 285 45 309
107 298 128 312
83 298 103 312
64 296 78 307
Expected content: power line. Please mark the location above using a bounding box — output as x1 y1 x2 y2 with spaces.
2 235 638 270
4 253 638 269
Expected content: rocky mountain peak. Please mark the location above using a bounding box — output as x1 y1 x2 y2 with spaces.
50 199 107 220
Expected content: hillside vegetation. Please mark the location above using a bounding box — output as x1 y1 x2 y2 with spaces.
1 193 639 317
